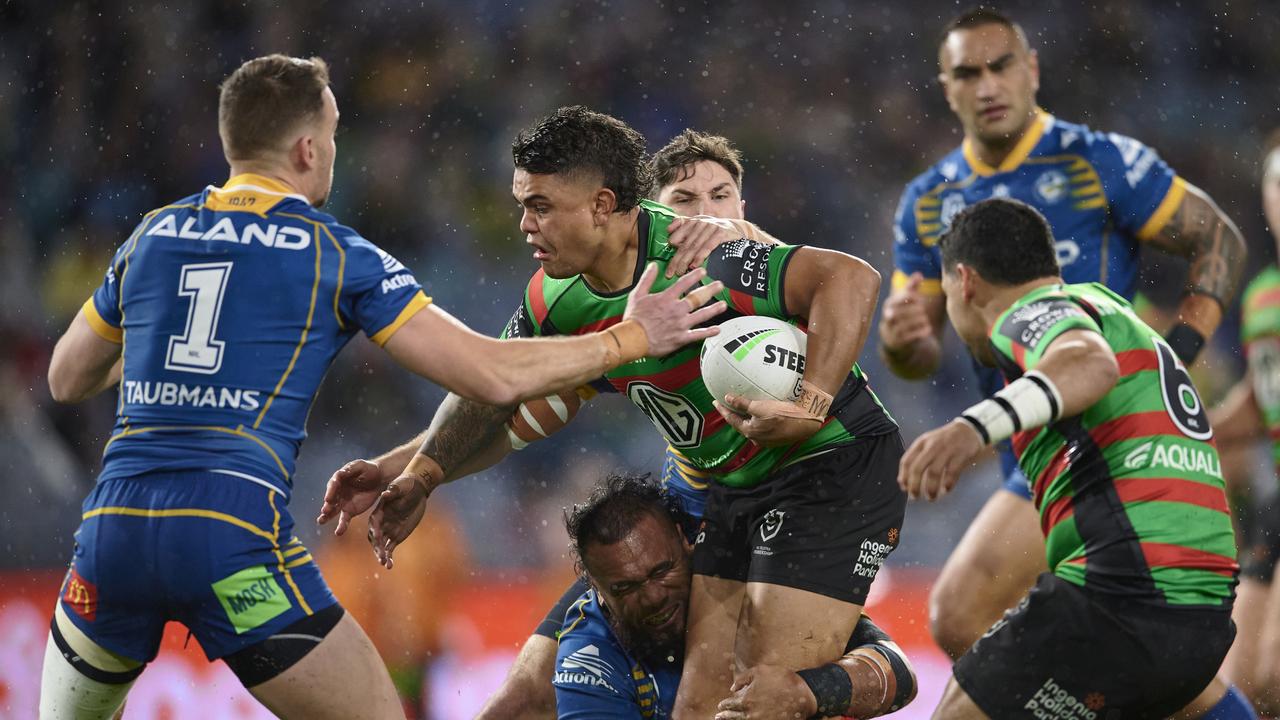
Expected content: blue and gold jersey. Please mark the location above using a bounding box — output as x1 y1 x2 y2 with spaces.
892 110 1184 299
85 174 429 497
554 589 681 719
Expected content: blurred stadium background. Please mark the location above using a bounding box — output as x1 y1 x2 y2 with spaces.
2 0 1278 717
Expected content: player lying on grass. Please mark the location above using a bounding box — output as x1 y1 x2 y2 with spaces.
900 198 1238 719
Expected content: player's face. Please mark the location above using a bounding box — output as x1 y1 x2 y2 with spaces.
939 24 1040 147
942 265 997 366
311 87 339 208
656 160 745 220
1263 148 1280 246
583 512 692 659
513 168 607 279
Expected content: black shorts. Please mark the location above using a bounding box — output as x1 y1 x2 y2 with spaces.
954 573 1235 720
691 432 906 605
533 576 590 639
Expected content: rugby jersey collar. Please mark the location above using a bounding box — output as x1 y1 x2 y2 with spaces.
214 173 311 204
962 108 1052 178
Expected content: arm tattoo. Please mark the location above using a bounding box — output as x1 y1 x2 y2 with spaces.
1146 188 1247 307
419 393 514 477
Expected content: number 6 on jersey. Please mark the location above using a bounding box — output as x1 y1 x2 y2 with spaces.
166 261 232 374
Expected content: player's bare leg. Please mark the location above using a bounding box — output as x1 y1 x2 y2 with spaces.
1222 578 1268 699
475 634 557 720
672 575 746 718
929 489 1046 659
1247 573 1280 714
736 582 862 671
931 677 990 720
247 611 403 719
39 605 141 719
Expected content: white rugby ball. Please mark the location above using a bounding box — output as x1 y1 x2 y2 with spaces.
700 316 807 404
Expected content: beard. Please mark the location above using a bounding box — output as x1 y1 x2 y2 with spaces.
609 612 684 664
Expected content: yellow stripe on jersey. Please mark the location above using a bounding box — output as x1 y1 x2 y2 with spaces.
891 270 943 295
207 174 309 217
1137 176 1188 241
81 298 123 343
102 425 290 480
254 215 322 430
559 594 592 639
964 109 1051 176
83 506 275 542
370 291 433 346
270 490 313 615
322 225 348 331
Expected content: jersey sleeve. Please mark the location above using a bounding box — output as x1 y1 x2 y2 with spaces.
1090 131 1184 241
337 232 431 346
83 238 134 343
553 636 641 719
891 182 943 296
989 296 1103 371
702 240 798 319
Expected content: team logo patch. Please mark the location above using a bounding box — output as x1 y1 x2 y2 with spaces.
708 240 771 298
940 194 966 230
62 566 98 622
1035 170 1068 204
212 565 292 635
555 644 617 692
759 509 786 542
627 381 703 449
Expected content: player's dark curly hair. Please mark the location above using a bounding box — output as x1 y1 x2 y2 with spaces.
939 198 1060 285
649 129 745 196
512 105 651 213
564 473 691 578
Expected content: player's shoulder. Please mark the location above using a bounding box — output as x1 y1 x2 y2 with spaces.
901 145 968 199
555 591 634 696
994 284 1101 343
1045 115 1154 161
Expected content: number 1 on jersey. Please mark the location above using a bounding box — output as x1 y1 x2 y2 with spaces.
166 262 232 375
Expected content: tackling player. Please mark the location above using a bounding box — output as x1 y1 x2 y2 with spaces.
554 473 915 719
900 198 1238 718
1211 132 1280 713
879 8 1249 717
318 107 904 718
39 56 723 720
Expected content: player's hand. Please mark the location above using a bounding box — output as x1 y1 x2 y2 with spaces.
316 459 387 536
625 263 727 356
714 393 823 447
714 666 817 720
367 474 431 569
898 419 984 501
878 272 935 352
666 215 747 277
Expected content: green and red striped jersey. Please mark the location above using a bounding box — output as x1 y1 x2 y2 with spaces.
1242 266 1280 474
990 282 1237 607
502 200 897 488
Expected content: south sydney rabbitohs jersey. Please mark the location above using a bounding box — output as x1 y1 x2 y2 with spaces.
1242 266 1280 475
502 200 897 489
990 282 1237 607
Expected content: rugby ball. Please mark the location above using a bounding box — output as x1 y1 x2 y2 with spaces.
700 316 807 404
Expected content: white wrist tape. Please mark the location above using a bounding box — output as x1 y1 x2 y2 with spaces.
959 370 1063 445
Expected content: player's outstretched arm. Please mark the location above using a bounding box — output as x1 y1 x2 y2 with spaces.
1143 182 1248 363
878 272 948 380
48 309 123 403
665 216 780 278
717 247 881 446
900 328 1118 501
382 265 724 407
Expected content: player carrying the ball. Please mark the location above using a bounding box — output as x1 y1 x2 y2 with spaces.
900 198 1238 718
320 106 906 717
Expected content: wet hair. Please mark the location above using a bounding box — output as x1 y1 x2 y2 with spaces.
512 105 651 213
564 473 689 576
649 129 745 196
939 7 1031 55
939 198 1061 285
219 54 330 162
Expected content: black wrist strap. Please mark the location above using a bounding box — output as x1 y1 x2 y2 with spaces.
796 663 853 718
1164 322 1206 365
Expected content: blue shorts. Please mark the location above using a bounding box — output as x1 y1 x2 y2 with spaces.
58 471 337 663
998 443 1033 500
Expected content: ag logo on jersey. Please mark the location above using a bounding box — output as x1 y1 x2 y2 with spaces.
627 381 703 449
556 645 617 692
1035 170 1068 204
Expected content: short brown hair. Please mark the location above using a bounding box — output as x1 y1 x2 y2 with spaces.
218 54 330 161
649 129 744 197
938 7 1031 58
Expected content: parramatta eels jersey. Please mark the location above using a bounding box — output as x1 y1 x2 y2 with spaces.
502 200 898 488
83 174 429 498
992 282 1237 607
553 588 681 719
893 110 1184 302
1242 266 1280 474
